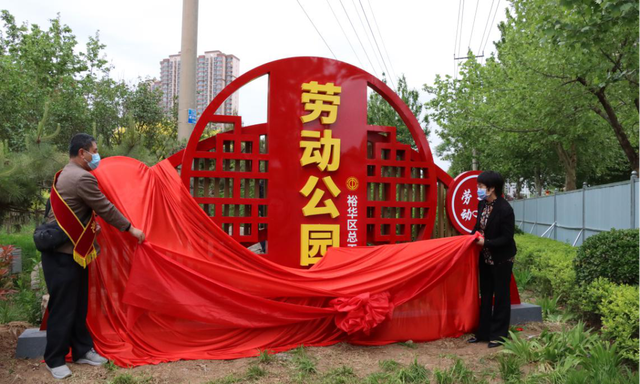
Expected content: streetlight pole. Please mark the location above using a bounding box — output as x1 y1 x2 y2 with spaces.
178 0 198 141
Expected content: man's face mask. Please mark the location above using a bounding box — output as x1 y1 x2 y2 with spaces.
83 150 101 170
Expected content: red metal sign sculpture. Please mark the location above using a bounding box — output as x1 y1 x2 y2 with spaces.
173 57 440 268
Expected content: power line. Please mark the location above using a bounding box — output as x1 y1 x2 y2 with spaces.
456 0 465 78
467 0 480 53
477 0 496 55
350 0 384 77
326 0 364 68
457 0 465 58
338 0 378 77
454 0 463 57
296 0 337 59
454 0 463 79
358 0 395 90
366 0 398 83
480 0 501 59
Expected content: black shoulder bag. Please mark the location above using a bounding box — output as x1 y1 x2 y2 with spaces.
33 198 70 253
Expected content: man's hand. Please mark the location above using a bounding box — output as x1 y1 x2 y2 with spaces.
128 226 146 244
476 237 485 247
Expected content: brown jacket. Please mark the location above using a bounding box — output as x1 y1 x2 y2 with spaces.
46 162 130 255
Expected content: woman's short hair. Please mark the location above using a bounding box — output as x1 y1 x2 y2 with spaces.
478 170 504 197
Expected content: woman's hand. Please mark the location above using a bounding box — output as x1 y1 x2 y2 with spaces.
476 237 485 247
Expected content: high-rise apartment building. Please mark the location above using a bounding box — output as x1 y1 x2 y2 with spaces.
159 51 240 118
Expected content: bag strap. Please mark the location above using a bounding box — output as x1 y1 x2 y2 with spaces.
43 197 52 224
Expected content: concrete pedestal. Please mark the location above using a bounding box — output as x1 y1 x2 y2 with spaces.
510 303 543 324
16 328 46 359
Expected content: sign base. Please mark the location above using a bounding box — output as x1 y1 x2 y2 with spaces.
16 328 46 358
510 303 543 325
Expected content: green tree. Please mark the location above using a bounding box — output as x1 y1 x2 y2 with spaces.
0 11 98 150
125 79 165 135
123 79 180 158
513 0 639 172
0 101 67 224
425 54 558 194
0 11 178 222
367 74 429 147
424 0 638 193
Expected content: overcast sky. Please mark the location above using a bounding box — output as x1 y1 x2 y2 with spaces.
2 0 509 171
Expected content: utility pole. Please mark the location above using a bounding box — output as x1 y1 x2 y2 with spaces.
177 0 198 141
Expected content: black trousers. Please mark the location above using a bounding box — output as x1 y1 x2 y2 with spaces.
476 260 513 342
41 251 94 367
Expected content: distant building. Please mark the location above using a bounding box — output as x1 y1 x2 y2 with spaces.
159 51 240 118
505 181 532 200
150 80 162 93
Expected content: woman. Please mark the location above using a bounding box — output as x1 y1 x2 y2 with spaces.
468 171 517 348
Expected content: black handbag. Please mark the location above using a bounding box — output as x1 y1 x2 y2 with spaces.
33 199 69 252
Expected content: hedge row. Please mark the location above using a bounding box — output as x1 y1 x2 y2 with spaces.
514 231 639 364
514 234 577 300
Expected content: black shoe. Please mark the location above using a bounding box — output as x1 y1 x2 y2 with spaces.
467 337 480 344
488 341 501 348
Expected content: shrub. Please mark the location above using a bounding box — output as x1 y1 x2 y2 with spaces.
572 278 639 364
0 245 17 299
512 266 532 291
536 295 574 323
0 230 40 273
514 234 577 300
599 284 639 363
574 229 639 286
501 323 637 383
496 353 521 383
573 277 616 316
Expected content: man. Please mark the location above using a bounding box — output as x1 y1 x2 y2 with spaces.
42 133 145 379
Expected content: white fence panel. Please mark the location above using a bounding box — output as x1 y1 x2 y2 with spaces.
511 174 639 247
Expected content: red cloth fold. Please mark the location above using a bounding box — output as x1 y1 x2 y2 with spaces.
85 157 481 367
330 292 394 335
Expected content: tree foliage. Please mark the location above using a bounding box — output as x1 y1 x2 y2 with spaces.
425 0 638 195
367 74 429 147
0 10 180 223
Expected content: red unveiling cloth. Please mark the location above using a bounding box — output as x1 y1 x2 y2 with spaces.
84 157 482 367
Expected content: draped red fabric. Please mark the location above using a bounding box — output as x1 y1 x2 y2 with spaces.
86 157 481 367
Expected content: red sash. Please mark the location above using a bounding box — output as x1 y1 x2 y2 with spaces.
51 170 98 268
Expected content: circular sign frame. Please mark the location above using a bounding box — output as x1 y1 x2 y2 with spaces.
175 57 440 267
446 170 482 234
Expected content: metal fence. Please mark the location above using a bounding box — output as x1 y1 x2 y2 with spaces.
510 172 639 246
